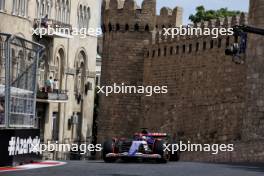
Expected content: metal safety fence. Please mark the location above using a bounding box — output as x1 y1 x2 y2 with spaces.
0 33 44 128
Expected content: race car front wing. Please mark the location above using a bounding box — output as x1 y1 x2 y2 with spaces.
106 152 162 159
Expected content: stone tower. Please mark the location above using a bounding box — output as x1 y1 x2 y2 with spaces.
97 0 183 143
244 0 264 141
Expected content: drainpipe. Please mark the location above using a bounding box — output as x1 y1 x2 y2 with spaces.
62 0 71 153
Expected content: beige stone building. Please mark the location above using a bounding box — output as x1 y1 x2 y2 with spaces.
0 0 100 159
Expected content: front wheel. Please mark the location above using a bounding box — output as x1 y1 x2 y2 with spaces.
102 140 117 163
154 140 169 163
169 150 180 161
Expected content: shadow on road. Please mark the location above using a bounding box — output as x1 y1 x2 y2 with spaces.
223 163 264 173
100 159 172 164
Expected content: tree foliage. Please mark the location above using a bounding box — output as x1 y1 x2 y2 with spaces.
189 6 241 23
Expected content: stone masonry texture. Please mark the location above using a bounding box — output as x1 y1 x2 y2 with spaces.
98 0 264 162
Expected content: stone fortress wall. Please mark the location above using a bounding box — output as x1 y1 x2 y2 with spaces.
143 13 248 144
98 0 264 162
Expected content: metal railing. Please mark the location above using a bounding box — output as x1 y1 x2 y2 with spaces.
33 18 72 36
37 89 68 101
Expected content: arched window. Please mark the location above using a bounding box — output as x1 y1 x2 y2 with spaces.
47 0 51 17
54 56 60 79
21 0 26 16
25 0 29 16
18 0 22 15
12 0 17 14
86 7 90 29
78 4 90 29
0 0 5 11
38 54 47 89
77 8 80 29
53 48 65 89
80 5 83 27
41 0 45 17
83 6 87 28
36 0 49 18
36 0 40 18
62 0 65 23
58 0 62 21
66 0 70 23
74 51 86 94
56 0 60 21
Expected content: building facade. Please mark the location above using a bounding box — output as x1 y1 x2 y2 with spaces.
0 0 100 160
98 0 264 162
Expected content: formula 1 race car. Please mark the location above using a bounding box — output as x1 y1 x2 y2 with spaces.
102 129 180 163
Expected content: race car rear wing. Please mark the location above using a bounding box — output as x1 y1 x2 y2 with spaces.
134 133 168 137
146 133 168 137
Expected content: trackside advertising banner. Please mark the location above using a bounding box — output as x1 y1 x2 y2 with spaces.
0 129 40 166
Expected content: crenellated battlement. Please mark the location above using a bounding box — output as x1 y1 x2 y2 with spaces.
146 13 248 59
151 13 248 45
102 0 183 32
156 7 183 29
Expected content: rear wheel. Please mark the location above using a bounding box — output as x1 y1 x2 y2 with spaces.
102 140 117 163
169 150 180 161
154 140 169 163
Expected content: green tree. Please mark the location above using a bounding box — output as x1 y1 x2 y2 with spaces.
189 6 241 23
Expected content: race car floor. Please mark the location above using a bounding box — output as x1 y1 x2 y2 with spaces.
0 161 264 176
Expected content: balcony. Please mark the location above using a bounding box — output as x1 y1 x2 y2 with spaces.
37 89 68 103
33 18 72 38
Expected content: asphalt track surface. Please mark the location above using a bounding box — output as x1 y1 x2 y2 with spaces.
1 161 264 176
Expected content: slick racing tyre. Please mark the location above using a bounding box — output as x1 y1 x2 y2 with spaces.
103 140 117 163
154 140 169 163
169 149 180 161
